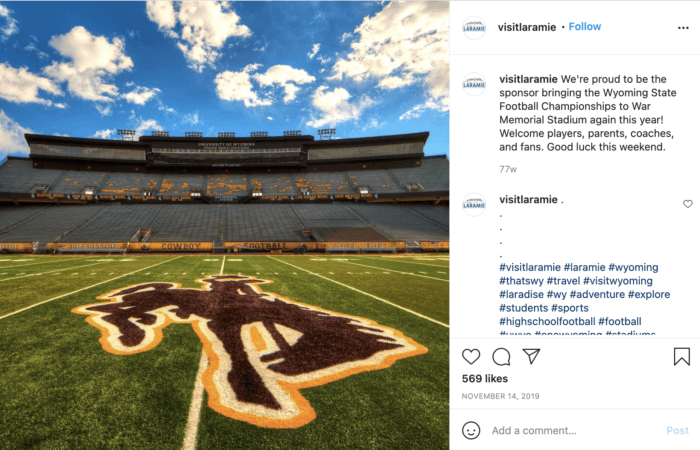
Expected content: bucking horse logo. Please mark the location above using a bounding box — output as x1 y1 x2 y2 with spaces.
72 275 427 428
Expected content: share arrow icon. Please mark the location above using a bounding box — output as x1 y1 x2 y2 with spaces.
523 349 540 365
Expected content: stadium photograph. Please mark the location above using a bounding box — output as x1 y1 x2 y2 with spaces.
0 2 449 449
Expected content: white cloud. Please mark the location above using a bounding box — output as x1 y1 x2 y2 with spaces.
318 56 331 65
182 112 199 125
253 65 315 103
399 99 446 120
308 43 320 59
267 116 273 121
125 81 134 87
146 1 178 38
92 129 115 139
54 103 67 109
52 132 69 137
121 86 161 105
146 1 251 72
214 69 271 107
305 85 375 128
157 100 176 115
0 110 32 158
42 26 134 102
95 104 112 116
340 32 353 43
0 63 63 106
242 63 261 73
133 118 162 139
330 2 448 113
377 75 415 90
362 118 384 130
0 3 19 42
24 42 49 59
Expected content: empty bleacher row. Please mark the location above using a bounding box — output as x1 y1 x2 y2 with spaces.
0 204 108 243
0 205 50 231
0 158 448 198
347 204 449 243
0 203 448 244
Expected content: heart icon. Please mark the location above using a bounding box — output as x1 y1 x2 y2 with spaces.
684 200 693 208
462 349 480 365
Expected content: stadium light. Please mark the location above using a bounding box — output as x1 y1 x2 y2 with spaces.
218 132 235 138
251 131 269 138
283 130 301 137
317 128 336 140
151 131 169 137
185 131 202 138
117 129 135 141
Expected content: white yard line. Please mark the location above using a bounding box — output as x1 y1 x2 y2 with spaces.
269 256 448 328
0 260 111 283
339 261 448 282
0 256 99 269
182 351 208 450
183 255 226 450
219 255 226 275
0 256 182 321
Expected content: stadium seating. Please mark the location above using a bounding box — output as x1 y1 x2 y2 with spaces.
102 173 155 195
390 157 449 192
205 174 247 196
156 174 202 196
50 170 106 194
0 204 108 242
0 159 61 193
0 205 50 231
0 202 447 245
148 205 222 242
348 204 449 243
64 204 163 242
0 158 448 198
406 204 449 227
313 227 387 242
227 204 305 241
345 170 398 194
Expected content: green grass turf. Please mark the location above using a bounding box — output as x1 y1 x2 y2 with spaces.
359 255 450 270
0 255 447 449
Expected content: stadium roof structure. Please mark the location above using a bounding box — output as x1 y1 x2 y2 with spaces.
23 131 429 149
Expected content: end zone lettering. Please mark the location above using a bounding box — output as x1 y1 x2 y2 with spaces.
328 243 388 249
241 242 286 250
0 243 34 253
161 242 204 251
66 243 119 250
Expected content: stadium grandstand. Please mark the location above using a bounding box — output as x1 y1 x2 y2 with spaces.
0 130 448 254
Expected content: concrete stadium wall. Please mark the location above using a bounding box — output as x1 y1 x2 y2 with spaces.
308 142 424 161
31 144 146 161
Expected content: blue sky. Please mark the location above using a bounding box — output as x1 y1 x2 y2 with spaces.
0 1 449 159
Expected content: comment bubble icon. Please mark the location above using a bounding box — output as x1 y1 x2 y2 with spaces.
492 348 511 366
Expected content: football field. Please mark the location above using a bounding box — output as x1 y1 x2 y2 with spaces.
0 254 448 449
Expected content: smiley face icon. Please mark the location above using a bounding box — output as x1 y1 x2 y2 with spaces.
462 421 481 440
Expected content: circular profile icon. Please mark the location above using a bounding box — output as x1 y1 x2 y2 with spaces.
463 193 486 216
463 421 481 440
463 16 486 40
462 73 486 96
